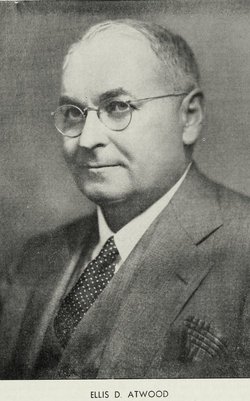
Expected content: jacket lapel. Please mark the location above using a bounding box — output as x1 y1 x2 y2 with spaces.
14 214 98 376
57 165 224 378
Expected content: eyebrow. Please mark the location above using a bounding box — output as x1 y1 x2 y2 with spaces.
99 88 134 103
59 88 134 108
59 96 84 108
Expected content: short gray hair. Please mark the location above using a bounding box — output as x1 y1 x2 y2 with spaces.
63 19 200 91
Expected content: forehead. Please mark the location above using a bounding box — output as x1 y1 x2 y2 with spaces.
62 28 168 101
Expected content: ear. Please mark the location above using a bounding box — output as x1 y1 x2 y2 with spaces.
180 88 204 145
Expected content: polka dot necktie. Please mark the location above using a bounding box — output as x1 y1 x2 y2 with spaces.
54 236 119 348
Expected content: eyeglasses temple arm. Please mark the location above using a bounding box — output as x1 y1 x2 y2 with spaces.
129 93 188 104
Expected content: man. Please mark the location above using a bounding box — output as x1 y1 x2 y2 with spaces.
1 19 250 379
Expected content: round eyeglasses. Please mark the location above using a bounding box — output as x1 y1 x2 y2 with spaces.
51 93 187 137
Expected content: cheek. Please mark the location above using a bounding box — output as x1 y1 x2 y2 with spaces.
112 121 181 168
62 137 79 160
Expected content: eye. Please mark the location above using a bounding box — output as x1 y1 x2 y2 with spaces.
104 101 130 114
64 106 83 121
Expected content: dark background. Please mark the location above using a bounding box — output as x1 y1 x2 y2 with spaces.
1 0 250 275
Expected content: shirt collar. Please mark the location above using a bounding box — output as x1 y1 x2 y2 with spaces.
97 162 192 262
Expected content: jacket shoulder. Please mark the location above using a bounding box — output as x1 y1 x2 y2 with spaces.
216 181 250 220
25 213 96 250
194 166 250 220
9 213 97 283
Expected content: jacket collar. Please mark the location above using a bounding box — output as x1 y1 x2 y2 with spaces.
170 162 223 245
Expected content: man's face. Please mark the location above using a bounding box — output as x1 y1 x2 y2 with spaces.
61 28 187 206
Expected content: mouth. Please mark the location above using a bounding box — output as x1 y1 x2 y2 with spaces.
82 163 122 169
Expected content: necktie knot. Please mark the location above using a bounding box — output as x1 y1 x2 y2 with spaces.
96 236 119 267
54 236 119 347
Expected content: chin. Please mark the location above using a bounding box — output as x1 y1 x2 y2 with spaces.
78 183 130 206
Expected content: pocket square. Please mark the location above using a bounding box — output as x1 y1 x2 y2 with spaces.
179 316 228 363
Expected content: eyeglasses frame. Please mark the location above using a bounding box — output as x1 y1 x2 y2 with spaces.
51 92 188 137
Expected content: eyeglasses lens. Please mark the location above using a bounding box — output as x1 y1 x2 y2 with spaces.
100 101 132 131
54 105 85 137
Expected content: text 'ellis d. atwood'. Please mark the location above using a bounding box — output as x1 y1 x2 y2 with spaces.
90 390 169 399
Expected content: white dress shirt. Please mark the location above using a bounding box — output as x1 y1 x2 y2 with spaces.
86 163 191 273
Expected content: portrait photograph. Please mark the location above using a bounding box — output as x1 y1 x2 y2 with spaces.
0 0 250 400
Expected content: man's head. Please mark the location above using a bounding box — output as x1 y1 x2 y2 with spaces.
59 19 203 209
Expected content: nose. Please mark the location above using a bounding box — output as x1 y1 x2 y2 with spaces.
78 109 109 149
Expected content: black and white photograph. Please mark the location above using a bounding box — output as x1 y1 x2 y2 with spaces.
1 0 250 399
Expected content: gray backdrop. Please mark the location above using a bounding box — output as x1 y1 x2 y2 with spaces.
1 0 250 274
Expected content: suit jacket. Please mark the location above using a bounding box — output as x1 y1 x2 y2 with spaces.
1 163 250 379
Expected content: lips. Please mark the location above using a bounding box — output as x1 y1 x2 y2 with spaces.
84 164 120 168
